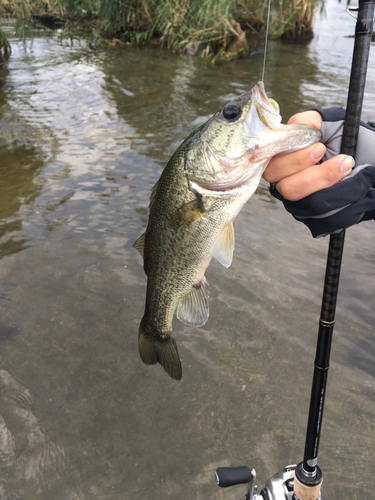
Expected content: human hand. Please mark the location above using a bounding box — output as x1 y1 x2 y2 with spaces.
264 111 354 201
266 107 375 237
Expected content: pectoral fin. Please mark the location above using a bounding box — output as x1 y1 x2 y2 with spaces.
176 277 209 327
211 221 235 268
169 198 212 229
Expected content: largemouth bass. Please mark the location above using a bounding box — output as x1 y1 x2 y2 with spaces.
133 82 321 381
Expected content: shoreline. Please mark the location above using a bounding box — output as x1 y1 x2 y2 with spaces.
0 0 319 59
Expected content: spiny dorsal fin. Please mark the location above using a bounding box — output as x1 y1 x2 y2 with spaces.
176 277 209 327
132 232 145 258
211 221 235 268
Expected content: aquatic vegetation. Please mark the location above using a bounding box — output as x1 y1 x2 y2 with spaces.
270 0 317 39
0 25 11 52
0 0 320 57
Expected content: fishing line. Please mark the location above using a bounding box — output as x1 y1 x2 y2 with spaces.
261 0 272 83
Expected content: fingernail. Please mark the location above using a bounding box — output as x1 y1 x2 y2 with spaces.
310 143 326 161
340 155 355 175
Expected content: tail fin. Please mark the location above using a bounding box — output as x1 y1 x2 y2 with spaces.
138 318 182 381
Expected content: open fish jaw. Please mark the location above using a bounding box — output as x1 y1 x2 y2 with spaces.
133 82 322 381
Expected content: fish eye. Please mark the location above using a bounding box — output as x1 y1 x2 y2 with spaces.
222 103 242 121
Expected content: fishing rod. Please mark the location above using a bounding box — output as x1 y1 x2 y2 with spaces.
215 0 375 498
294 0 374 497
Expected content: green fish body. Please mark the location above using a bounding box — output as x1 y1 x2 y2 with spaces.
134 82 321 380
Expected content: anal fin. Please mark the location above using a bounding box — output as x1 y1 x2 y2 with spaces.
176 277 209 327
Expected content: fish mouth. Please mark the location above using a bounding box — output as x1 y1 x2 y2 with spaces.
253 82 280 118
244 81 281 137
248 82 322 150
243 81 322 161
196 83 282 192
194 82 321 193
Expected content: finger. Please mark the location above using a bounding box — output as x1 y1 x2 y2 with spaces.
264 142 326 183
264 111 324 183
287 110 323 129
276 155 355 201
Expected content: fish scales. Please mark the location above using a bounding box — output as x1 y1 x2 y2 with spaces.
133 82 321 380
143 143 242 330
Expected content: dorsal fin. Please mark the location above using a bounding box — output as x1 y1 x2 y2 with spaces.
132 232 145 258
176 277 209 327
133 179 160 259
149 179 159 211
211 221 235 268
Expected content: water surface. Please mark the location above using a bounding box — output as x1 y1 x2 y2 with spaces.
0 2 375 499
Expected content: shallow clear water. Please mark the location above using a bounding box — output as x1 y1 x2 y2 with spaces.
0 2 374 499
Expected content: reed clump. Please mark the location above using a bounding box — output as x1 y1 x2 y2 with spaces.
0 0 319 57
0 25 11 52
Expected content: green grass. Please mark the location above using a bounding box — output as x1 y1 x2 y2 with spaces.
0 25 11 52
0 0 320 57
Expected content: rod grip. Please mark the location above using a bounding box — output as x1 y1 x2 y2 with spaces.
294 474 323 500
294 463 323 500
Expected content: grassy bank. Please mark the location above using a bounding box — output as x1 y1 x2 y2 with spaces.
0 0 319 58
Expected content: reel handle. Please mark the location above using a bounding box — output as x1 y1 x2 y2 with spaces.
215 466 253 488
